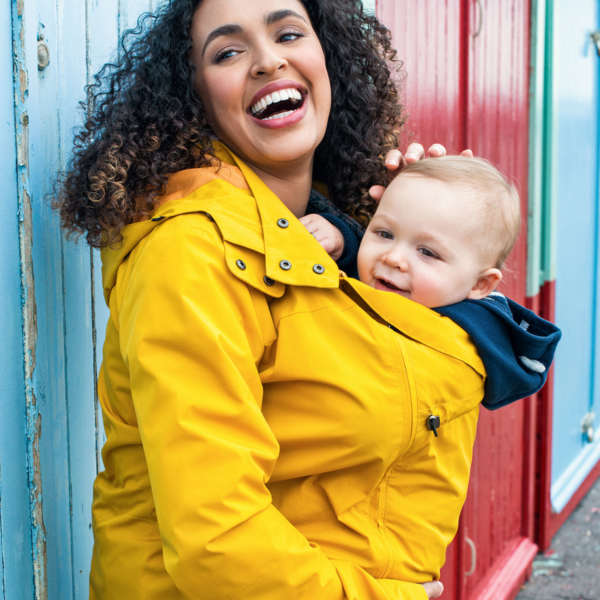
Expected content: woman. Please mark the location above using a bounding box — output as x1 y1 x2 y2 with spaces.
58 0 448 598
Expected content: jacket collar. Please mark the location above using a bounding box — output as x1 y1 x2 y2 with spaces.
341 277 486 376
219 143 338 289
101 141 338 303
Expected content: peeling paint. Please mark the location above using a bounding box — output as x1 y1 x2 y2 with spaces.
29 412 47 600
10 0 47 598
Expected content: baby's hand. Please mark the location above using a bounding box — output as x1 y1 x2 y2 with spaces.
299 214 344 261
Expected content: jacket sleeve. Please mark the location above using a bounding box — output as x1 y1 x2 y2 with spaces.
118 214 427 600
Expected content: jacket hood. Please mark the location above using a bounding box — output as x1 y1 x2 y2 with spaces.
436 293 562 409
101 143 253 304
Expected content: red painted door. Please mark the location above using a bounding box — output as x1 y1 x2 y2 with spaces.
376 2 533 599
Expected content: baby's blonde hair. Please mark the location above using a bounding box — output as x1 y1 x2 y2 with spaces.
398 156 521 267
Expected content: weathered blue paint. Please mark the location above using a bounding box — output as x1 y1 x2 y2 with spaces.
1 2 35 598
3 0 374 597
9 0 49 597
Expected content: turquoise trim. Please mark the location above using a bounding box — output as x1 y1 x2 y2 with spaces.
527 0 557 297
527 0 545 297
543 2 558 286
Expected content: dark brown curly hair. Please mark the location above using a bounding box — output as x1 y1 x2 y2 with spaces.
56 0 403 247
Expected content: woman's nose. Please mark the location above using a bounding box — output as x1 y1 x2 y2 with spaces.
250 45 288 77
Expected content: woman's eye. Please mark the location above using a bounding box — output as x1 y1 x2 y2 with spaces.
214 48 240 63
278 31 304 43
418 247 439 259
376 230 394 240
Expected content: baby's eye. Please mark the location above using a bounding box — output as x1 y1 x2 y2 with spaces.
375 230 394 240
418 246 440 259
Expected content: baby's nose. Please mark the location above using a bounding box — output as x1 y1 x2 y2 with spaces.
384 249 409 271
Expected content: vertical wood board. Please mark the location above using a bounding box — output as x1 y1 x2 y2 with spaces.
1 3 35 598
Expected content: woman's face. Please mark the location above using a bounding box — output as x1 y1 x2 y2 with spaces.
190 0 331 174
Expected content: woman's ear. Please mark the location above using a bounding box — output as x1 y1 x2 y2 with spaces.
467 268 503 300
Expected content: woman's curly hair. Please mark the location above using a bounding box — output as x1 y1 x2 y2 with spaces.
56 0 403 247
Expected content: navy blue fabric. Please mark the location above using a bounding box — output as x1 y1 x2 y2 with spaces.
435 294 561 410
307 189 363 277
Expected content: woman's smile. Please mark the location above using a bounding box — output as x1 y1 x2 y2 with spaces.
247 79 308 128
190 0 331 174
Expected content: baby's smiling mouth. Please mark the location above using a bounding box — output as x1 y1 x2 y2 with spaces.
375 277 409 295
248 87 305 121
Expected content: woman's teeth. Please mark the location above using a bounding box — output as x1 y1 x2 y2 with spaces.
250 88 303 119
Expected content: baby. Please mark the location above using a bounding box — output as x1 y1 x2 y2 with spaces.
356 156 519 307
307 155 560 411
304 155 520 306
297 156 560 586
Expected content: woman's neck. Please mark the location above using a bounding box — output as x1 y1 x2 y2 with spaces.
251 161 314 218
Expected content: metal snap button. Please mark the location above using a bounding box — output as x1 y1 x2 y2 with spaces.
235 259 247 270
263 275 275 286
277 218 289 229
313 264 325 274
279 260 292 271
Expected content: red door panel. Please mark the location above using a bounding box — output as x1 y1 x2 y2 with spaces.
376 2 533 598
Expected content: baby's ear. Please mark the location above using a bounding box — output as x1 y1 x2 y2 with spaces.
468 268 502 300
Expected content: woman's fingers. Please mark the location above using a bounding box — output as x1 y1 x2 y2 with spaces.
369 184 386 202
383 148 403 170
374 144 473 202
404 142 425 163
423 581 444 599
426 143 446 157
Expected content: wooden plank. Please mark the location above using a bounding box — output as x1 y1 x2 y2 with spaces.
9 0 51 597
462 2 531 596
377 0 463 152
87 0 120 476
118 0 154 36
1 2 35 598
56 0 98 596
18 0 75 594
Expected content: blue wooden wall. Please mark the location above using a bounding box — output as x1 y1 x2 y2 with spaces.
2 1 154 598
4 2 382 598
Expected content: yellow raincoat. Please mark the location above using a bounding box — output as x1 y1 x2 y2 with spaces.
91 143 485 599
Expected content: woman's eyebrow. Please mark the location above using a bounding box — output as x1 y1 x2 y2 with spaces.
265 9 308 26
201 24 242 56
201 10 308 57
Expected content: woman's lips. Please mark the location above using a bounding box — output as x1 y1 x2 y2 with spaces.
248 80 307 109
248 94 308 129
247 80 308 129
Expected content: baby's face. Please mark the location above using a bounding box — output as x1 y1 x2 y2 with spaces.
357 174 493 308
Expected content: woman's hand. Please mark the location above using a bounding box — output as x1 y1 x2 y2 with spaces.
299 213 345 261
423 580 444 599
369 143 474 202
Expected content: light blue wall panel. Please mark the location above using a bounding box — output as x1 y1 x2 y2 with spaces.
87 0 121 473
3 0 151 598
20 0 72 595
57 1 95 597
550 0 600 511
1 3 35 599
